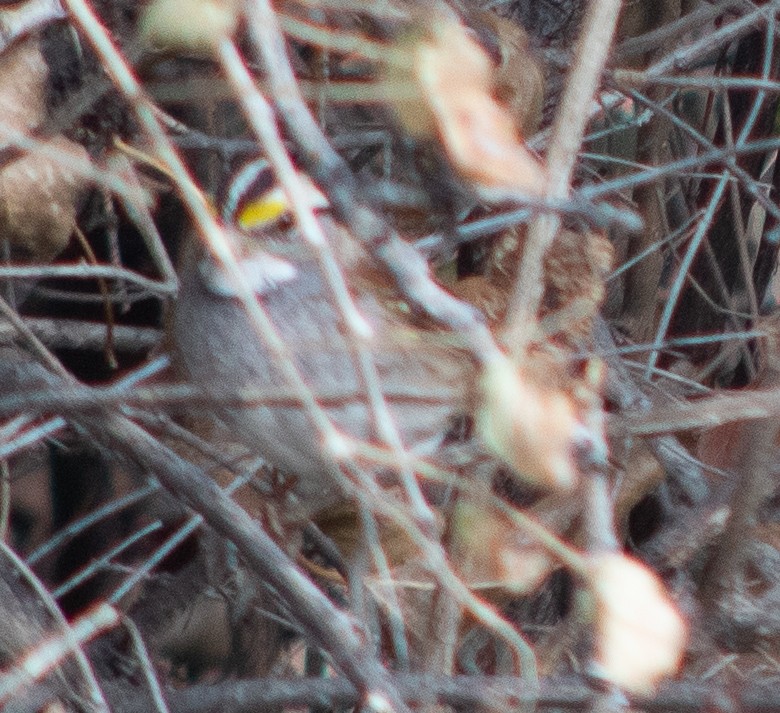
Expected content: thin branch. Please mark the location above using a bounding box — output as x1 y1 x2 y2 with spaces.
104 674 780 713
502 0 623 355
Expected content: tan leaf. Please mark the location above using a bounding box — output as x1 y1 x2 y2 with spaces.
449 497 554 597
477 354 579 490
0 35 47 131
589 553 687 694
140 0 240 55
0 37 90 261
486 14 545 138
384 15 546 199
0 136 91 261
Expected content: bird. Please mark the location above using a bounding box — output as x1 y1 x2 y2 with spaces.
169 159 477 518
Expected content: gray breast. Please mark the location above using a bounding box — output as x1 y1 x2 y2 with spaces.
171 241 472 512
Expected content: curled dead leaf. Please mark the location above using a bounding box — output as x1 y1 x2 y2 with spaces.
475 12 545 138
0 136 91 261
448 275 507 327
449 497 554 598
0 34 47 131
0 37 91 261
477 354 579 490
383 15 546 200
589 553 687 694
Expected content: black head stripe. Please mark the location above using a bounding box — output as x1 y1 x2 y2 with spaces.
222 159 277 225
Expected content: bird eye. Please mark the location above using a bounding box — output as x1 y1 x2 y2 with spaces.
276 213 295 231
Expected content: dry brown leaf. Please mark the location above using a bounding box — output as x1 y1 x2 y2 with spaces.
448 275 507 327
0 136 91 261
589 553 687 694
449 497 554 598
0 37 91 261
383 14 546 200
477 354 579 490
613 441 665 537
485 228 614 344
0 34 47 130
477 12 545 138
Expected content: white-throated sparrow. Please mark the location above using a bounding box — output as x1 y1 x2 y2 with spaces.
170 160 476 516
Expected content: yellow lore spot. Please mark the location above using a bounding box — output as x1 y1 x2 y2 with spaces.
237 189 290 231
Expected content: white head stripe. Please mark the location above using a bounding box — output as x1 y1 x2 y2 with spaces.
222 158 272 224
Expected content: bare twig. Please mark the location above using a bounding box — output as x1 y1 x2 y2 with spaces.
0 543 115 712
102 673 780 713
502 0 623 356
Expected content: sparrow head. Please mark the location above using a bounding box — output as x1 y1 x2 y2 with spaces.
220 158 329 234
195 159 335 298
